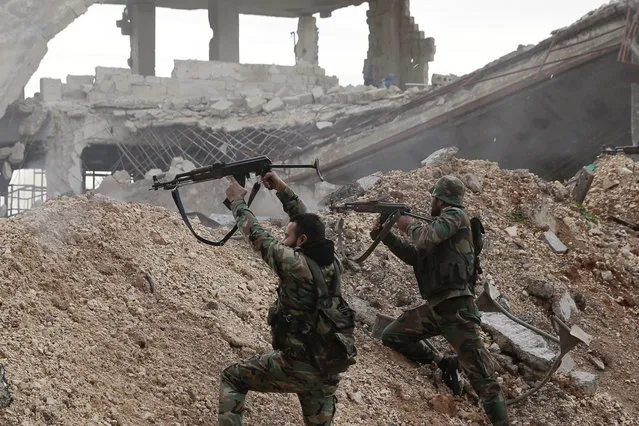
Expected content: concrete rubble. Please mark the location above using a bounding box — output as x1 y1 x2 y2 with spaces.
570 371 598 395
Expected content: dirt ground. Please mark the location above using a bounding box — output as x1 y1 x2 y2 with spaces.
0 154 637 425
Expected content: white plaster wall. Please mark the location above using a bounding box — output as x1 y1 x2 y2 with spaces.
0 0 97 119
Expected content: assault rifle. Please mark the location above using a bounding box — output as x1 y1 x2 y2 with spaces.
329 201 432 263
152 155 323 246
601 145 639 155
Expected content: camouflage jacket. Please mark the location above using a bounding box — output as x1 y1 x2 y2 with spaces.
376 206 474 306
231 186 342 360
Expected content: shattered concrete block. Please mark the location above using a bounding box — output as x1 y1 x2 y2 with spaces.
526 279 555 300
245 98 267 114
282 93 313 107
2 162 13 181
0 148 11 161
210 100 234 117
356 173 382 191
570 371 597 395
541 231 568 254
504 226 518 238
461 173 482 193
556 354 577 373
552 291 578 322
311 87 325 102
316 121 333 130
600 270 613 282
262 97 285 113
8 143 25 165
327 85 341 95
40 78 63 102
18 108 49 137
481 311 559 371
365 88 389 101
421 146 459 167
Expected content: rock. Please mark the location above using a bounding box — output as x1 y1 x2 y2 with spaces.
557 353 577 373
283 93 313 107
388 85 402 94
2 162 12 181
481 312 559 371
552 291 579 322
8 142 25 165
588 355 606 371
316 121 333 130
526 279 555 299
113 170 132 184
349 297 379 328
504 226 518 238
356 173 382 191
428 394 457 416
210 100 233 117
601 270 613 282
19 108 49 137
347 391 364 404
0 365 12 409
420 147 459 167
570 371 597 395
0 147 11 160
461 173 482 193
144 169 162 180
245 98 266 114
372 313 395 339
311 87 325 102
262 97 284 113
602 177 620 191
619 167 633 175
327 85 341 95
541 231 568 254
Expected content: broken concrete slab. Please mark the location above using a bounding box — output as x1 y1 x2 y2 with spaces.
113 170 132 184
505 226 518 238
356 173 382 191
2 162 13 181
570 371 597 395
541 231 568 254
552 291 579 322
263 97 285 113
245 98 267 114
19 108 49 137
481 311 559 371
557 353 577 373
8 143 25 165
210 100 234 117
421 146 459 167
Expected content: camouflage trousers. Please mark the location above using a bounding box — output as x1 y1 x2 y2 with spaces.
218 351 340 425
381 296 509 426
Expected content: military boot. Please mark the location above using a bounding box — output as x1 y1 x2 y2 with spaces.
437 355 461 396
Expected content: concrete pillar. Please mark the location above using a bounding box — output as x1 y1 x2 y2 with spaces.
295 15 319 65
208 0 240 62
129 1 156 76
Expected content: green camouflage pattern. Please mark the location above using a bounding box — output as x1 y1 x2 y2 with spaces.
381 296 508 425
219 351 339 425
221 186 346 425
431 175 466 207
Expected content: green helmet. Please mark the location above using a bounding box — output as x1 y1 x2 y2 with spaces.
431 175 465 207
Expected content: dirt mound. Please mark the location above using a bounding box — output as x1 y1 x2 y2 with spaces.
1 153 637 425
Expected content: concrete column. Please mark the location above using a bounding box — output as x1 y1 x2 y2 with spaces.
129 1 156 76
295 15 319 65
208 0 240 62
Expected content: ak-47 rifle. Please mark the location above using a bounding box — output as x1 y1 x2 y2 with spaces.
329 201 432 263
601 145 639 155
152 155 323 246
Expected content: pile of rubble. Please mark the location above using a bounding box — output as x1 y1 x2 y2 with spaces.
0 151 637 425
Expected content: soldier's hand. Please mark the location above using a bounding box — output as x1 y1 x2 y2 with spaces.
396 215 414 232
262 171 286 192
226 177 248 201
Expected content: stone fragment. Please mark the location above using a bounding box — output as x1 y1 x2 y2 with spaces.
113 170 132 184
556 353 577 373
570 371 597 395
526 279 555 299
283 93 313 107
327 85 341 94
19 108 49 137
349 297 379 328
8 143 25 165
210 100 233 117
311 87 324 102
421 147 459 167
504 226 518 238
602 177 620 191
316 121 333 130
2 162 12 180
481 312 559 371
541 231 568 254
263 97 284 113
552 291 578 322
588 356 606 371
356 173 382 191
600 270 613 282
245 98 266 114
461 173 482 193
388 85 402 94
113 110 127 118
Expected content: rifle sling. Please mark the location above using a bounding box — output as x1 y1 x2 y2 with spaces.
171 182 261 246
354 211 401 263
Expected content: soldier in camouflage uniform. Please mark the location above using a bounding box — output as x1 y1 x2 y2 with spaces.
219 172 355 426
371 175 509 425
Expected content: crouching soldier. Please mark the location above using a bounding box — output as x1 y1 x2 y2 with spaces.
219 171 357 426
371 175 509 425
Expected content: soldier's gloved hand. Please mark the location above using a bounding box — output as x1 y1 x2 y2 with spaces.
262 171 286 192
